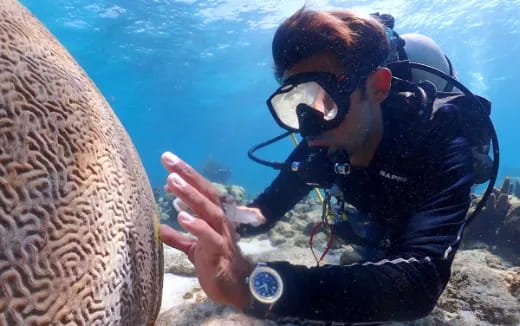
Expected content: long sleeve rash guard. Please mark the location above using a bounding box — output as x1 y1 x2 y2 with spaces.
237 103 474 325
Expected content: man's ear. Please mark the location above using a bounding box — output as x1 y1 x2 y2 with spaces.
367 68 392 104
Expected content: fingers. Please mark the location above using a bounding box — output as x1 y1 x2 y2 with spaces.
173 197 197 217
160 216 226 263
160 224 195 254
161 152 221 205
177 211 225 251
167 172 225 233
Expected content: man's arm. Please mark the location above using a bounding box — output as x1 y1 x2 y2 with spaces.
247 135 474 324
237 141 313 237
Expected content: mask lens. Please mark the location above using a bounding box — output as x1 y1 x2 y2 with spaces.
270 81 339 130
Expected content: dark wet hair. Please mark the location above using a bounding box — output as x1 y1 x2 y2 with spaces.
272 8 390 82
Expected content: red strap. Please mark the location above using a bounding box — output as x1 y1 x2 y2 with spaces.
309 222 335 267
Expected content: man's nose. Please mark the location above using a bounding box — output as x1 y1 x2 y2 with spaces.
312 88 327 114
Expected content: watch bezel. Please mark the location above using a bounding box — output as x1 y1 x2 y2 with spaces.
248 265 284 304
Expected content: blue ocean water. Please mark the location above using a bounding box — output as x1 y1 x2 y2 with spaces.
19 0 520 197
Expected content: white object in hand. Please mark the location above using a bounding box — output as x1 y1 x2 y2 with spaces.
173 195 265 227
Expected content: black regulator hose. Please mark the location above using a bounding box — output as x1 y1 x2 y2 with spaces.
247 131 292 170
408 62 500 225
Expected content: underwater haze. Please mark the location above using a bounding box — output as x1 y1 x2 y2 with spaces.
19 0 520 196
8 1 520 324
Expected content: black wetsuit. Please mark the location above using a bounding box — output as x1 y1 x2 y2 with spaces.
238 101 474 325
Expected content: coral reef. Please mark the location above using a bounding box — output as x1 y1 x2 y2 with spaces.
505 268 520 299
507 177 520 198
158 180 520 325
383 250 520 326
163 246 195 276
154 183 248 229
0 1 162 324
160 246 520 325
154 187 176 219
154 187 181 231
463 177 520 264
265 197 329 249
157 300 277 326
431 249 520 325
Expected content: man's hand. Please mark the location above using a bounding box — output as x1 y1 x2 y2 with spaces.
159 152 254 310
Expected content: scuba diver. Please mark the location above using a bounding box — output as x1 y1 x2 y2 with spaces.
159 8 498 325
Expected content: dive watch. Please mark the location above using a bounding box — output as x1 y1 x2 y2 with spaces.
245 263 283 316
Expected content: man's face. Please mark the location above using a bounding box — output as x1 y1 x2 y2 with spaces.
283 52 378 156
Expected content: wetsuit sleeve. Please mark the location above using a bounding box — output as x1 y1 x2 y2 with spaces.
237 141 313 237
249 124 474 323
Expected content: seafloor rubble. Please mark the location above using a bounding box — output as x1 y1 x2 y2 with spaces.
156 177 520 326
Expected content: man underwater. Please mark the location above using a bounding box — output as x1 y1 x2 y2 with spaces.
159 8 496 325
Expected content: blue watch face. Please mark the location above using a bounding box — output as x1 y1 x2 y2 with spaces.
253 271 279 298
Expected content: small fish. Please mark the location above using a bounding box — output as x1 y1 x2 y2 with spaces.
173 195 265 227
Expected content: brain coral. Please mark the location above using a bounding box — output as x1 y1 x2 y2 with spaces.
0 0 163 325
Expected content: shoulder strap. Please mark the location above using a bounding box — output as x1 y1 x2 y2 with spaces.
433 92 491 118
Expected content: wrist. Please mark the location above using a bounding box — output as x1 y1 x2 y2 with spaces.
234 285 251 311
232 260 255 311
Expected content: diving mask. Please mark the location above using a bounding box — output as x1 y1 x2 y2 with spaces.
267 72 364 138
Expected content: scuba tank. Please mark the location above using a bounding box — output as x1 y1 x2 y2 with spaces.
372 13 499 225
